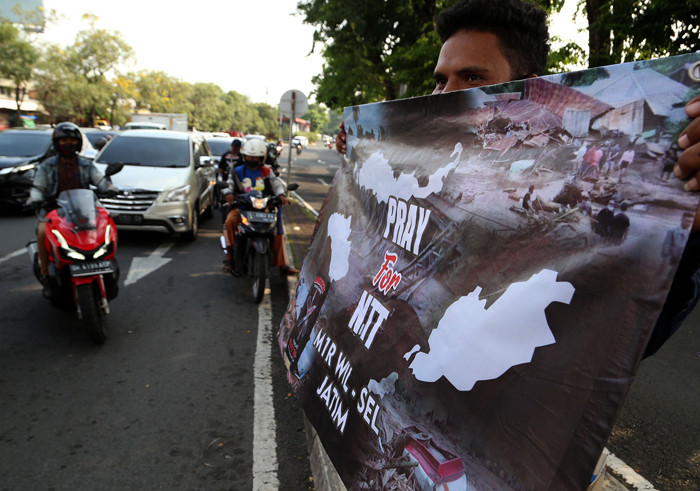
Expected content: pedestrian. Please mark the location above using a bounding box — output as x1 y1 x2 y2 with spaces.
617 146 635 183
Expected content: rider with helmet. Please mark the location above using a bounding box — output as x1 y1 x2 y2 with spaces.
29 122 117 294
222 138 299 276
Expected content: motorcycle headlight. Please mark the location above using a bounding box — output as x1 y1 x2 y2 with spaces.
251 197 268 210
93 225 113 259
51 229 86 260
163 185 190 202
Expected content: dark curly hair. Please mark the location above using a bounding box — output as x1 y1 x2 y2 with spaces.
437 0 550 78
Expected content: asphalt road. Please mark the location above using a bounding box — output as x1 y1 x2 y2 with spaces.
0 209 312 489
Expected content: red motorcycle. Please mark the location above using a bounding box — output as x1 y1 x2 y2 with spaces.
28 164 122 344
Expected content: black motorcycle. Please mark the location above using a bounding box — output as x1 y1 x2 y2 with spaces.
222 179 298 303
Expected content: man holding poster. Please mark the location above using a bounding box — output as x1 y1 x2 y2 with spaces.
285 0 700 489
334 0 700 358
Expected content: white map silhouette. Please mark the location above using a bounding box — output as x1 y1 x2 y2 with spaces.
408 269 575 391
327 213 352 282
356 143 463 204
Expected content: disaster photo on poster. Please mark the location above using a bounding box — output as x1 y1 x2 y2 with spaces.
278 53 700 490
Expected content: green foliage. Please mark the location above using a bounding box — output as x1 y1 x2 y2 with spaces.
302 102 330 135
0 20 39 120
584 0 699 68
299 0 441 109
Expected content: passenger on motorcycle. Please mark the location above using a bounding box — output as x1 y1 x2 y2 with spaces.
29 122 118 296
219 139 243 182
222 138 299 276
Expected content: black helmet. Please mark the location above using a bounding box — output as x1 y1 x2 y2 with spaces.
52 122 83 152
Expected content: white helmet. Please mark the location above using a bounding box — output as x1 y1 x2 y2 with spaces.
242 139 268 159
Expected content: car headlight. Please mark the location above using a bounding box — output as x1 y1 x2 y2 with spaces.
163 185 191 202
0 163 35 175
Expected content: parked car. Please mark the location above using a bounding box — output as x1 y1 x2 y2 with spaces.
80 127 119 150
291 135 309 148
0 127 96 210
93 130 215 240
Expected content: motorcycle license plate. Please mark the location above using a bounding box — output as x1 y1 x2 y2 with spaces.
70 260 114 277
247 211 276 223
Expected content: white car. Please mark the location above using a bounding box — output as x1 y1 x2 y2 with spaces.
94 130 215 240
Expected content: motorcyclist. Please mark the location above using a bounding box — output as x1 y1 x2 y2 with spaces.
222 138 299 276
267 141 281 176
219 139 243 182
29 122 117 296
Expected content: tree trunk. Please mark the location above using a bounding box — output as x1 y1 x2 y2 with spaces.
586 0 612 67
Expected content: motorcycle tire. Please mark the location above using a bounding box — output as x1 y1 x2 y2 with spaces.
251 251 268 304
77 283 107 345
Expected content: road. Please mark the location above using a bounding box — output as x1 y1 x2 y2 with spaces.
0 156 320 488
0 142 697 490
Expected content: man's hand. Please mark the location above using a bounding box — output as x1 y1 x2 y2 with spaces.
278 194 290 206
673 96 700 231
336 121 347 155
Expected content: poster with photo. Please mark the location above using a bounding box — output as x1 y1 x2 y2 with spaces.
278 53 700 490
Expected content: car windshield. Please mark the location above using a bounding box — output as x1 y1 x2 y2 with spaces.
96 136 190 167
0 131 51 157
84 131 115 145
207 139 232 155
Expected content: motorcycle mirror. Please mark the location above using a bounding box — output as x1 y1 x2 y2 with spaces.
104 163 124 177
287 183 299 191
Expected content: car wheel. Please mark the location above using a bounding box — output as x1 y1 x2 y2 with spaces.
183 207 199 241
202 195 213 220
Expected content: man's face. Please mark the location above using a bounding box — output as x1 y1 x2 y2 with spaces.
57 137 80 157
245 155 263 168
432 29 514 94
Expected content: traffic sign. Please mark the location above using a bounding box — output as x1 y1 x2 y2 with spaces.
279 90 308 119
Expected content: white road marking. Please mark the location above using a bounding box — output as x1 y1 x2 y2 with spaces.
0 248 25 266
605 449 657 490
123 242 173 286
252 281 279 490
291 191 319 219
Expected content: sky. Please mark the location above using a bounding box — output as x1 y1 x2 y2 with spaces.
35 1 586 107
39 0 325 106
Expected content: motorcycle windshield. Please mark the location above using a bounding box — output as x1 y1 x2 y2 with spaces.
56 189 99 231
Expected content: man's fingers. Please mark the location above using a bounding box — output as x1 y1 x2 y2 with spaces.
674 140 700 183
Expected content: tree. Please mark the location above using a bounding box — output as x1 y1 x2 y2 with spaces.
69 17 134 125
302 102 330 135
33 16 134 125
0 21 39 126
557 0 699 69
298 0 441 109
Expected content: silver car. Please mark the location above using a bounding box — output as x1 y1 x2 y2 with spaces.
94 130 215 240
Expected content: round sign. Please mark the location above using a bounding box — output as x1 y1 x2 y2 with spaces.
279 90 308 119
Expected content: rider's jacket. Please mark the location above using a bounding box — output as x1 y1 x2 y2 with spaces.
30 154 106 205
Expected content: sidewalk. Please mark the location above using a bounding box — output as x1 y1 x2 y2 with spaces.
282 200 638 491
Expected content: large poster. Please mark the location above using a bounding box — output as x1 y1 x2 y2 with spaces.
278 53 700 490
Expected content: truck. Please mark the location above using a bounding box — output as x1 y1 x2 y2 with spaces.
127 113 188 131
